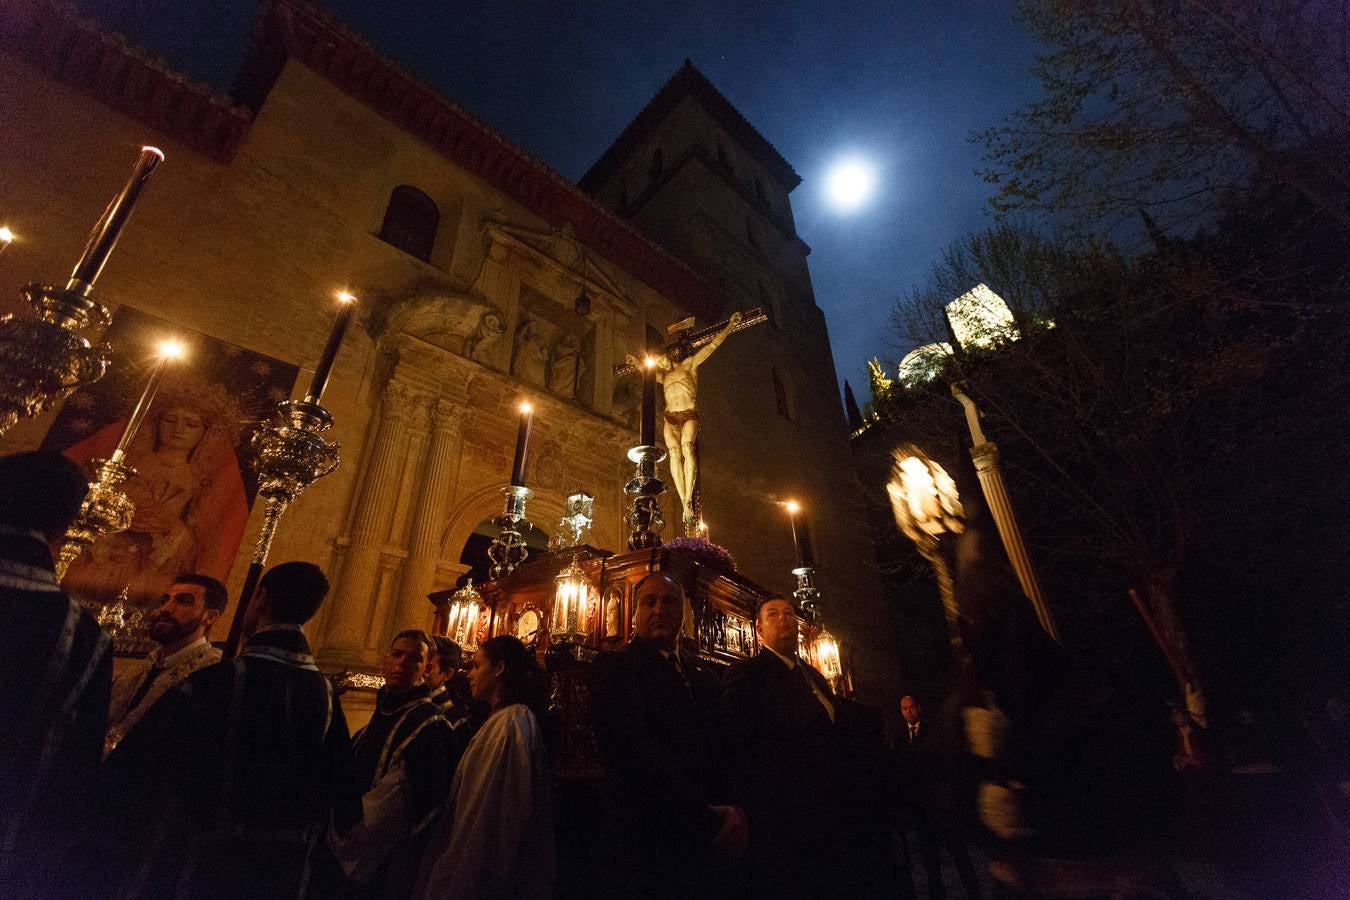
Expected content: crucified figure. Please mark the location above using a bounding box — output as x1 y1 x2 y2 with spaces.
628 310 743 530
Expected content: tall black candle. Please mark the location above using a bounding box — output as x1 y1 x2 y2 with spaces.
68 146 165 295
510 401 533 486
111 339 184 464
304 292 356 404
788 501 815 568
640 356 657 446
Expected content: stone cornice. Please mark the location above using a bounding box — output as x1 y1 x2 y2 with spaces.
0 0 252 161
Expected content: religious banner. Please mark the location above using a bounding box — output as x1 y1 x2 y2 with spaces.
42 306 298 610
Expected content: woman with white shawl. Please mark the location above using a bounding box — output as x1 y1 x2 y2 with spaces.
417 635 554 899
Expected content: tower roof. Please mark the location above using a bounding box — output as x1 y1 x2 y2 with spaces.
579 59 802 194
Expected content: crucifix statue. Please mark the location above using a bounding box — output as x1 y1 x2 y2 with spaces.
619 306 767 532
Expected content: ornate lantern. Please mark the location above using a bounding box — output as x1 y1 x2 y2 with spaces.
887 446 964 544
887 445 965 647
549 490 594 551
810 629 842 681
446 579 486 652
550 556 596 645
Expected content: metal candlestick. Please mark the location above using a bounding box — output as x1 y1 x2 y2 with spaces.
624 444 668 550
54 456 136 579
0 147 164 437
223 399 341 655
0 283 110 436
488 484 534 579
792 565 822 626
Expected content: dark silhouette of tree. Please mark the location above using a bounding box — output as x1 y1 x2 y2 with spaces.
981 0 1350 236
871 201 1349 712
843 380 864 432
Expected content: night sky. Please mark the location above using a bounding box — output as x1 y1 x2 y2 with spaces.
75 0 1044 400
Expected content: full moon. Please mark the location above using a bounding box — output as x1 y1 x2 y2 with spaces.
825 159 876 211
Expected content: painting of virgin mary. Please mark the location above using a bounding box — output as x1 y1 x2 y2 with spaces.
43 306 298 609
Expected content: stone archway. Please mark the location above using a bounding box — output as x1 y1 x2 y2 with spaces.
439 482 623 575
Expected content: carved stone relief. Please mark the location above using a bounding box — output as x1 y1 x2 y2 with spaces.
530 438 567 492
611 371 641 430
512 315 550 386
464 309 505 364
378 294 507 370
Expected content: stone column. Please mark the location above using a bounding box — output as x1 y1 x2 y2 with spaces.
397 398 468 631
970 441 1060 642
952 382 1060 642
321 381 416 664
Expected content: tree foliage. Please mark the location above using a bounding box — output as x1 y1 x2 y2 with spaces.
874 201 1350 697
981 0 1350 235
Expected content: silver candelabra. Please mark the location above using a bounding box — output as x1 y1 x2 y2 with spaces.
223 399 340 655
624 444 668 550
488 484 534 578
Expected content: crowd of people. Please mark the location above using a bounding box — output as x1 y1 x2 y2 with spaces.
2 449 988 899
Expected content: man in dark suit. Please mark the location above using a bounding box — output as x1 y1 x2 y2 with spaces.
104 561 353 899
0 451 109 898
720 595 848 898
896 694 982 900
589 571 746 898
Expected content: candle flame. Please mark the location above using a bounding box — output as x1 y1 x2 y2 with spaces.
336 290 358 304
141 146 166 161
0 226 12 244
785 500 801 514
156 338 186 360
519 400 533 415
643 356 657 370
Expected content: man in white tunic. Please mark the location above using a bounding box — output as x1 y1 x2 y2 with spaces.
104 573 226 754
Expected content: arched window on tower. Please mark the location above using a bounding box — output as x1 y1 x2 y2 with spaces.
772 368 794 421
758 281 780 327
378 185 438 262
649 148 664 180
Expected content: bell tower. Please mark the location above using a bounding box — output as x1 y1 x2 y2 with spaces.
580 62 897 714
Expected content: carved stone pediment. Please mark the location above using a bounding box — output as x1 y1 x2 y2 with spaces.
373 291 507 367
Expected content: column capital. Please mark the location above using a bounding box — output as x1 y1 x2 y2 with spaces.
970 440 1000 472
429 398 472 434
381 380 417 420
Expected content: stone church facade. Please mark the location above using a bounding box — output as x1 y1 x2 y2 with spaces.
0 0 899 718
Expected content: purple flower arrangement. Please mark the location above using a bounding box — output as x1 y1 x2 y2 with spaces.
664 536 737 574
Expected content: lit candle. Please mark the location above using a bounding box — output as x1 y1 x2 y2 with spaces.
786 500 814 568
640 355 657 446
0 226 13 255
111 338 185 464
68 146 165 295
510 400 533 487
699 519 709 543
304 291 357 404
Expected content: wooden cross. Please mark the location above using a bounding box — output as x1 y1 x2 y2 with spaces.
612 306 769 375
